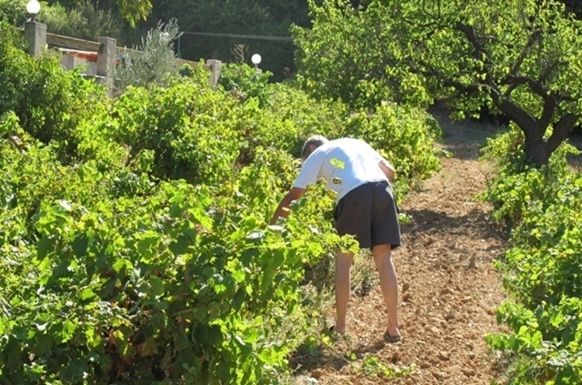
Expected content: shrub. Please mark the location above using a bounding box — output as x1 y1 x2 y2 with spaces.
344 101 442 196
0 0 28 25
0 23 107 161
40 1 122 43
483 127 582 384
115 19 182 95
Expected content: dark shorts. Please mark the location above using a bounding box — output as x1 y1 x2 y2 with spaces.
334 180 401 250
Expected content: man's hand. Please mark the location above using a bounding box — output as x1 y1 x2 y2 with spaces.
270 187 305 225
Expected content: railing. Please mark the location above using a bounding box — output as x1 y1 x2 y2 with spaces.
23 21 222 95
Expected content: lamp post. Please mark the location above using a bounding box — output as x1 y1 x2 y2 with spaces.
251 53 262 74
24 0 46 57
26 0 41 22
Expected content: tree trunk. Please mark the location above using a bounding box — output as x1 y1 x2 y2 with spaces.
522 112 579 167
523 136 551 167
493 97 577 168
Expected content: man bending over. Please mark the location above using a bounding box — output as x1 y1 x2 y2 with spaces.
271 135 402 342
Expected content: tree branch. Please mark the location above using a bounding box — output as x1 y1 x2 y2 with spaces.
510 29 542 76
492 93 538 136
411 58 489 95
548 113 579 153
539 60 562 83
503 74 548 97
454 23 485 62
538 93 557 129
421 0 441 19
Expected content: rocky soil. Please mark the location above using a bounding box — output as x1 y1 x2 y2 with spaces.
293 106 511 385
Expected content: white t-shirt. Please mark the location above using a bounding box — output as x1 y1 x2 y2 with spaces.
293 138 389 201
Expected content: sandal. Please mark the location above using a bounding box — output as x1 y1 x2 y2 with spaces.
383 331 402 343
329 326 345 334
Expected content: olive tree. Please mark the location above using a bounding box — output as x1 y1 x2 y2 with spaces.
294 0 582 166
114 19 182 94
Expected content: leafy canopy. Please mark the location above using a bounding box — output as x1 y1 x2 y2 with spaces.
46 0 152 27
294 0 582 165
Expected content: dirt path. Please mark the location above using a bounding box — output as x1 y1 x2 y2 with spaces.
297 107 509 384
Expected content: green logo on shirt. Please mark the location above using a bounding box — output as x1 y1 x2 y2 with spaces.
330 158 345 169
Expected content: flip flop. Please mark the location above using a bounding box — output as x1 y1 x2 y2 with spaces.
329 326 344 334
384 331 402 343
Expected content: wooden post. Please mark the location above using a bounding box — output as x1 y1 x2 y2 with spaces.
24 21 46 58
207 59 222 88
96 37 116 95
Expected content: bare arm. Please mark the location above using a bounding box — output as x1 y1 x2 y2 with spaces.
378 159 395 182
270 187 305 225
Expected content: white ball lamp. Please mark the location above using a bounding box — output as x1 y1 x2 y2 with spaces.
251 53 262 69
26 0 41 22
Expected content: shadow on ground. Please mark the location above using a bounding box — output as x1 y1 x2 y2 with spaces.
429 103 500 161
430 102 582 169
289 333 390 377
401 207 500 241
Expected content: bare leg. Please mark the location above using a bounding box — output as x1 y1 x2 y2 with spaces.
334 251 354 334
372 244 400 338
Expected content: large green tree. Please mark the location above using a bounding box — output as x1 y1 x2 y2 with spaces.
0 0 29 25
46 0 152 27
294 0 582 166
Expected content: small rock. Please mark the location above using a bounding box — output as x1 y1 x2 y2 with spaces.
468 352 476 360
466 256 478 269
432 371 444 380
424 237 437 246
463 368 476 377
440 287 453 295
402 282 410 292
310 369 324 379
438 351 451 361
392 351 400 362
